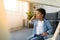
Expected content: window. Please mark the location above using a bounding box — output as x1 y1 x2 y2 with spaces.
4 0 17 11
4 0 29 19
18 1 29 19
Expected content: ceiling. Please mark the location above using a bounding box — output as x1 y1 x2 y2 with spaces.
20 0 60 8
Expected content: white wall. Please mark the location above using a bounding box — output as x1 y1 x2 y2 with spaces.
4 0 23 29
4 0 29 29
6 10 23 29
0 0 10 40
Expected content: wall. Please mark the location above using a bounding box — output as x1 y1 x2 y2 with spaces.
0 0 10 40
4 0 29 31
6 10 23 31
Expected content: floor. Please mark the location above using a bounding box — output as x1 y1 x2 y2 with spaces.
11 28 32 40
11 28 60 40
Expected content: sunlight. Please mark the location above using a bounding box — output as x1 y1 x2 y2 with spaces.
4 0 17 11
19 1 29 19
4 0 29 19
22 1 29 19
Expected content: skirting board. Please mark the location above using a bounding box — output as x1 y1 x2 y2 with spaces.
10 26 23 32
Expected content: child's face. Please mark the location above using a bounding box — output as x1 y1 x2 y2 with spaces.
35 11 43 19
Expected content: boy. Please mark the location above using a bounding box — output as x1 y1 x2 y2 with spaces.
28 8 53 40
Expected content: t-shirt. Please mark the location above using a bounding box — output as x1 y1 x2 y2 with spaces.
36 20 44 35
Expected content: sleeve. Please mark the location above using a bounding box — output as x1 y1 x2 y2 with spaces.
46 21 53 35
28 20 34 24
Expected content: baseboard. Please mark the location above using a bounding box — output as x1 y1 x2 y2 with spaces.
10 26 23 32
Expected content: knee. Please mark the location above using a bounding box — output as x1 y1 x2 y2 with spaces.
27 38 30 40
27 36 32 40
31 37 37 40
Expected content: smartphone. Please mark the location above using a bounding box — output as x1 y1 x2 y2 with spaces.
34 14 36 19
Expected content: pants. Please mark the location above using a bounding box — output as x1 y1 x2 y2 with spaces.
28 34 44 40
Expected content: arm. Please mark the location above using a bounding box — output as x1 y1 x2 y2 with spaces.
46 21 53 35
28 16 35 24
29 20 34 24
41 20 53 36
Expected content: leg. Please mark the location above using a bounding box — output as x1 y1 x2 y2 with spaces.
31 37 39 40
27 35 34 40
31 36 44 40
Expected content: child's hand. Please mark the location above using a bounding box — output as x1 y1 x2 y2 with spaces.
31 16 35 20
41 32 48 36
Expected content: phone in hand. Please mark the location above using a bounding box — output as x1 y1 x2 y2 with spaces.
34 14 36 19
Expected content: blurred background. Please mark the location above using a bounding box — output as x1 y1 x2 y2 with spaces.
0 0 60 40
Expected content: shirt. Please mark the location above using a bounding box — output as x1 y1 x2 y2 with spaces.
36 20 44 35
